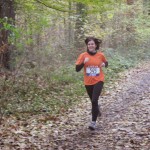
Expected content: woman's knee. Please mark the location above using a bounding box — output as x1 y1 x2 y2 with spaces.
92 100 98 107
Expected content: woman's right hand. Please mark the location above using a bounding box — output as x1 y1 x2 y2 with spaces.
84 57 89 64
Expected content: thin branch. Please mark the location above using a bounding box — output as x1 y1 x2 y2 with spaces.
34 0 70 12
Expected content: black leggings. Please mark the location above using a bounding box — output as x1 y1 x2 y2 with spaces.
85 81 104 122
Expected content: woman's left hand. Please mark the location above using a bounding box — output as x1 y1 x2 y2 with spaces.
101 62 105 67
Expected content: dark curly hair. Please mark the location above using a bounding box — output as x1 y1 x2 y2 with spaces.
85 37 102 50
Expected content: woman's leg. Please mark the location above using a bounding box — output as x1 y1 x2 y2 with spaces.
85 81 104 122
91 81 104 121
85 85 93 101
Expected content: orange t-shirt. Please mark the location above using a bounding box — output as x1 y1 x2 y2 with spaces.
75 52 107 85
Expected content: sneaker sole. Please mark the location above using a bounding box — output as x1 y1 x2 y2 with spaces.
88 126 95 130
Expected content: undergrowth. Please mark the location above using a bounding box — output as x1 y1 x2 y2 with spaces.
0 65 85 121
0 49 149 121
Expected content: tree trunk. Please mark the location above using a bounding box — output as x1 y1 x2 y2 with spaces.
0 0 15 70
74 2 87 50
68 0 72 47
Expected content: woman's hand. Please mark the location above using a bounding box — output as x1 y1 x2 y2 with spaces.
101 62 105 67
84 57 89 64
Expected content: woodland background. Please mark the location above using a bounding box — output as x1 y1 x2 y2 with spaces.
0 0 150 121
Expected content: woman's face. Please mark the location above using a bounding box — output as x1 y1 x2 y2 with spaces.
87 40 97 52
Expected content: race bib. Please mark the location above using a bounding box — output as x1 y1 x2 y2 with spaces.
86 66 100 76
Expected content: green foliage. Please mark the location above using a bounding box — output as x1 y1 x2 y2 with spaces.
104 52 135 83
50 65 82 84
0 18 20 44
15 0 123 14
34 0 70 12
0 65 85 118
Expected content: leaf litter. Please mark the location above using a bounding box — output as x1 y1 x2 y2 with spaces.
0 62 150 150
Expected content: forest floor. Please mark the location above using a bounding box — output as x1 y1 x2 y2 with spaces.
0 61 150 150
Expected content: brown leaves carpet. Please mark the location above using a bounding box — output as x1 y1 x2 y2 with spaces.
0 62 150 150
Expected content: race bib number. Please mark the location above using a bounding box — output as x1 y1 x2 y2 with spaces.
86 66 100 76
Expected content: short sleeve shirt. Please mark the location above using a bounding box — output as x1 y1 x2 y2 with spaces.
75 52 107 85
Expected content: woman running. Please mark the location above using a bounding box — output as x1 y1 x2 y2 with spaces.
75 36 108 130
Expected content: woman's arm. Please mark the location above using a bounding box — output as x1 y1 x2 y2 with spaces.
76 63 84 72
105 61 108 68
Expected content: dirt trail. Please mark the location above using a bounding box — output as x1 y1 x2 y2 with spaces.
0 62 150 150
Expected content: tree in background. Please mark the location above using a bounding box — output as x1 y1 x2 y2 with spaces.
74 2 87 49
0 0 15 70
0 0 149 71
